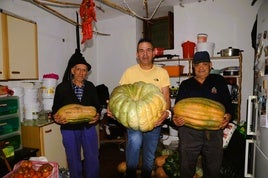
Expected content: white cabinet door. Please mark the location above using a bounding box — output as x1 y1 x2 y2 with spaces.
0 12 8 80
42 123 67 168
6 15 38 80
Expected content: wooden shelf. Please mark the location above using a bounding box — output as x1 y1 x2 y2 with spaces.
156 54 243 124
154 55 241 62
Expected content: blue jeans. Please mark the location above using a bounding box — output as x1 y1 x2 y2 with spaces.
61 126 99 178
126 126 161 178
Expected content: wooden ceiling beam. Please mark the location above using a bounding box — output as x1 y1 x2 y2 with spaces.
31 0 77 25
95 0 134 17
39 0 79 6
144 0 149 18
26 0 110 36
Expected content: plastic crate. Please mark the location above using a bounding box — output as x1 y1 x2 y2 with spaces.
0 96 19 115
163 65 184 77
0 114 20 135
0 133 22 150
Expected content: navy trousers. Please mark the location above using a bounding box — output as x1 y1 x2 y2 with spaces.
61 126 99 178
178 126 223 178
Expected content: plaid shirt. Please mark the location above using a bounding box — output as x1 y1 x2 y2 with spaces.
73 83 85 101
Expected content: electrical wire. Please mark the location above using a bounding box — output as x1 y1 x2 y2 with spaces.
122 0 165 20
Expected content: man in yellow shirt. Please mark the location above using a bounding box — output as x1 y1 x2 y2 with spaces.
116 38 171 178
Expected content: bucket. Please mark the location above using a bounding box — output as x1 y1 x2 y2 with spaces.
11 87 24 97
23 88 39 104
11 87 24 121
24 103 41 120
196 42 215 57
41 78 57 98
43 98 54 111
182 41 196 58
197 33 208 43
163 65 184 77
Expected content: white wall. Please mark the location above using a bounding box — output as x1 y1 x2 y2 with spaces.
0 0 263 122
0 0 97 84
95 15 139 91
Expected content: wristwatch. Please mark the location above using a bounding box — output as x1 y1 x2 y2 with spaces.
166 109 172 120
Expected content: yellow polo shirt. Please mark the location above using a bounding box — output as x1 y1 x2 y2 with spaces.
119 64 170 90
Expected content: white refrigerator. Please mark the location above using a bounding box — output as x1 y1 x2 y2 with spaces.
245 1 268 177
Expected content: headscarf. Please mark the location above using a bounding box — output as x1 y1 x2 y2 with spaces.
62 49 91 82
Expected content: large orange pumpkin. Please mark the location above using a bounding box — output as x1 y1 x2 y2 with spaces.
56 104 97 123
173 97 225 130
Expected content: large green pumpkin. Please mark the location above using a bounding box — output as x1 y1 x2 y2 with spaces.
109 81 167 132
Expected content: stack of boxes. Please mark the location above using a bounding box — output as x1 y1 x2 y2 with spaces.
0 96 22 156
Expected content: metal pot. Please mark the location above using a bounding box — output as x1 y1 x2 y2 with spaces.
210 68 222 74
217 47 243 57
222 66 239 76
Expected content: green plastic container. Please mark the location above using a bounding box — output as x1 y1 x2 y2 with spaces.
0 134 22 150
0 114 20 135
0 96 19 115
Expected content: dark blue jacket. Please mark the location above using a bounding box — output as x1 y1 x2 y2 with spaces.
175 74 233 115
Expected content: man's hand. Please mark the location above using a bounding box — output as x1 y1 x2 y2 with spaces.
89 113 100 124
173 115 185 127
220 113 231 129
106 100 116 119
106 107 116 119
53 113 68 124
154 110 169 127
